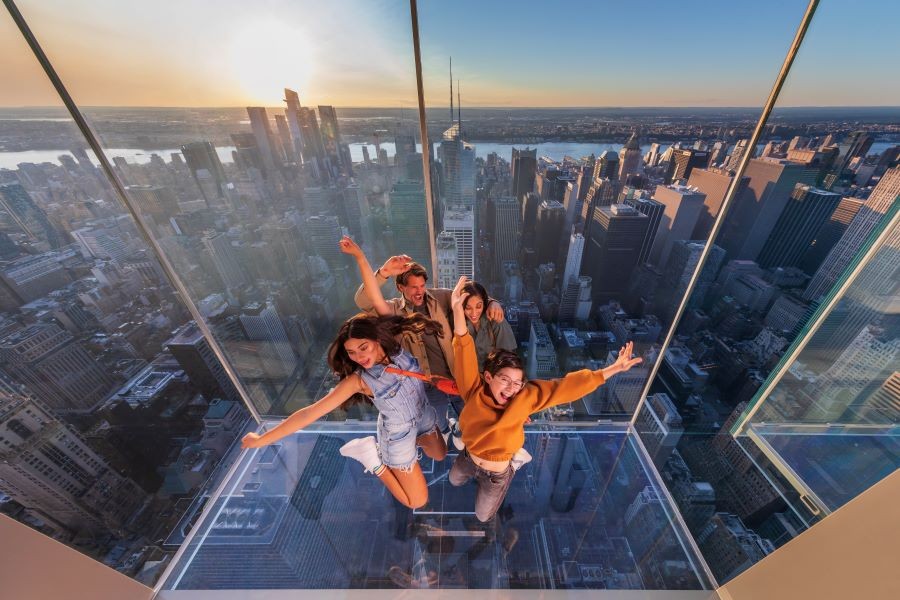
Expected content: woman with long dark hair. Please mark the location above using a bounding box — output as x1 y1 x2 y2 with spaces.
241 239 448 509
459 281 517 369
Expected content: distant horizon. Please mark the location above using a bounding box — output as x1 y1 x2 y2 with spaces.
3 104 900 111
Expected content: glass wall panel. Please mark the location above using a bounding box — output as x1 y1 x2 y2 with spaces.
417 0 807 423
14 0 423 420
651 0 900 584
0 6 250 586
734 203 899 514
416 0 807 590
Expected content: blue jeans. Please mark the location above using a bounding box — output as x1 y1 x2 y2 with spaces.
425 386 456 433
377 404 438 471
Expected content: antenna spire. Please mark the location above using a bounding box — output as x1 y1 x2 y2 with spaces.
449 57 454 127
457 80 462 138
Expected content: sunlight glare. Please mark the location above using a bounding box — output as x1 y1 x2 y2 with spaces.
229 19 315 105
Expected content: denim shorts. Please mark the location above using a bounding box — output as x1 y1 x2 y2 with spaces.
376 403 438 470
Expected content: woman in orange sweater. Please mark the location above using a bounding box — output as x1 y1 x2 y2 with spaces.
448 276 643 522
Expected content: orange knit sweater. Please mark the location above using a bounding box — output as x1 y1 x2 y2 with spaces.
453 332 606 462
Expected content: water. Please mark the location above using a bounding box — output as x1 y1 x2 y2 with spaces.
0 147 237 170
1 141 897 171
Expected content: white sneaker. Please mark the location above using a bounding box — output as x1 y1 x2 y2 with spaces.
511 448 532 471
448 417 465 451
339 436 382 473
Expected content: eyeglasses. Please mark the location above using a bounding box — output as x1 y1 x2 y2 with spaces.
494 374 525 391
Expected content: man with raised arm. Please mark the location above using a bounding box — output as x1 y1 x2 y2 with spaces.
354 253 503 436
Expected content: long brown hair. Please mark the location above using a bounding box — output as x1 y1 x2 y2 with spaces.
328 313 443 408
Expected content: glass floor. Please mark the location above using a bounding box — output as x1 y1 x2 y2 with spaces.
745 423 900 513
160 422 711 591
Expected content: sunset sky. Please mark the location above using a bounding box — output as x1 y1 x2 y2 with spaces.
2 0 899 108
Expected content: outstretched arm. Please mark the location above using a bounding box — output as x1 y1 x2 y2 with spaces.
242 375 362 448
341 236 392 316
529 341 643 413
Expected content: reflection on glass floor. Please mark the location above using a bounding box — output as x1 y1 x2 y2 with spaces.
161 423 709 591
745 423 900 513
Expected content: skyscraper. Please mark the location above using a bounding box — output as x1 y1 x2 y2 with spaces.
0 376 146 536
239 301 298 380
719 158 820 262
527 318 558 379
203 232 251 290
756 185 842 269
298 107 326 177
686 167 749 240
559 275 592 322
618 132 643 181
649 184 707 268
283 88 306 161
583 204 650 302
798 197 864 277
125 184 180 227
305 215 343 270
724 139 752 172
443 208 475 279
435 231 458 288
656 241 725 325
520 191 542 243
843 371 900 424
666 148 710 184
439 125 476 210
493 197 521 276
594 150 619 180
805 167 900 300
0 323 116 412
230 132 265 174
166 322 240 402
511 147 537 201
181 141 228 203
246 107 283 174
625 197 665 266
562 230 585 287
70 225 132 264
0 181 63 249
535 200 566 266
273 114 297 163
388 181 430 269
835 130 874 173
624 485 680 573
697 513 774 581
636 393 685 462
317 105 350 177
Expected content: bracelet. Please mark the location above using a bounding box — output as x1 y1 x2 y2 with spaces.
376 268 390 279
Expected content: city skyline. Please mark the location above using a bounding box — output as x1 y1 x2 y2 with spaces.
1 0 897 590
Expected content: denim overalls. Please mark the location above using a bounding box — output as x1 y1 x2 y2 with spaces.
360 350 437 471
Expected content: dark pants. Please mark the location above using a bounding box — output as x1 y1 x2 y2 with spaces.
425 386 456 433
449 451 514 522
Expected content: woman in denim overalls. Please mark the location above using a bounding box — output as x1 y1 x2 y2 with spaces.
242 239 448 509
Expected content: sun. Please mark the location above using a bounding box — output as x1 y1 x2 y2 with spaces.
228 19 316 106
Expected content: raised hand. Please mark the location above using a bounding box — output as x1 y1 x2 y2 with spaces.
610 341 642 375
450 276 471 336
380 254 414 278
339 235 364 258
450 275 471 312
